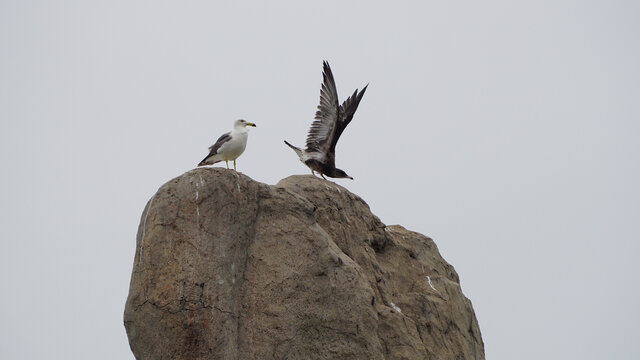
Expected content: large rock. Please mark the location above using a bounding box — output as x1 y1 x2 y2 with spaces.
124 168 484 359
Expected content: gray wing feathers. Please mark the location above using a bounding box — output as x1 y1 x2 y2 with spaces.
339 84 368 125
198 132 231 166
330 84 368 152
208 132 232 153
305 61 340 156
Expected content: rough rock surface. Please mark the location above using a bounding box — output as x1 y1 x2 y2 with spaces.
124 168 484 359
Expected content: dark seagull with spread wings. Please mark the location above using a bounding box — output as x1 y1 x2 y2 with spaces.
284 61 368 180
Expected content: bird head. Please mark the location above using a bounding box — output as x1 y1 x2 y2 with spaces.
234 119 257 129
333 169 354 180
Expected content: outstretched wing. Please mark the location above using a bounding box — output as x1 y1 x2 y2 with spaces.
305 61 340 161
330 84 368 152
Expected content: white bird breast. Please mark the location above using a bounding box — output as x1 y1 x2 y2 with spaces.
218 132 248 160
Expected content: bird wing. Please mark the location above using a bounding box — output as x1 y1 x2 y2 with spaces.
305 61 340 162
207 132 232 155
330 84 368 152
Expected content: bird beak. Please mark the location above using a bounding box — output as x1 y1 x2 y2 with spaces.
247 122 256 127
349 176 354 180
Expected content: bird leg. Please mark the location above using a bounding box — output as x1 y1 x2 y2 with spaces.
225 160 229 169
233 160 237 171
321 173 327 180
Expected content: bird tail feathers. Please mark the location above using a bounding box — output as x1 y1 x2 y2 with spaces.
198 155 221 167
284 140 304 159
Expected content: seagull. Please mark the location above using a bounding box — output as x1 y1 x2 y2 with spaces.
284 61 368 180
198 119 256 170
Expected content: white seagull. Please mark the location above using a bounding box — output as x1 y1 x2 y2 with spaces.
198 119 256 170
284 61 368 180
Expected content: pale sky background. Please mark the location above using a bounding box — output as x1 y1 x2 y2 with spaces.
1 1 639 359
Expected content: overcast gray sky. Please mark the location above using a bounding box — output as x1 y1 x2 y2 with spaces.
1 1 639 359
